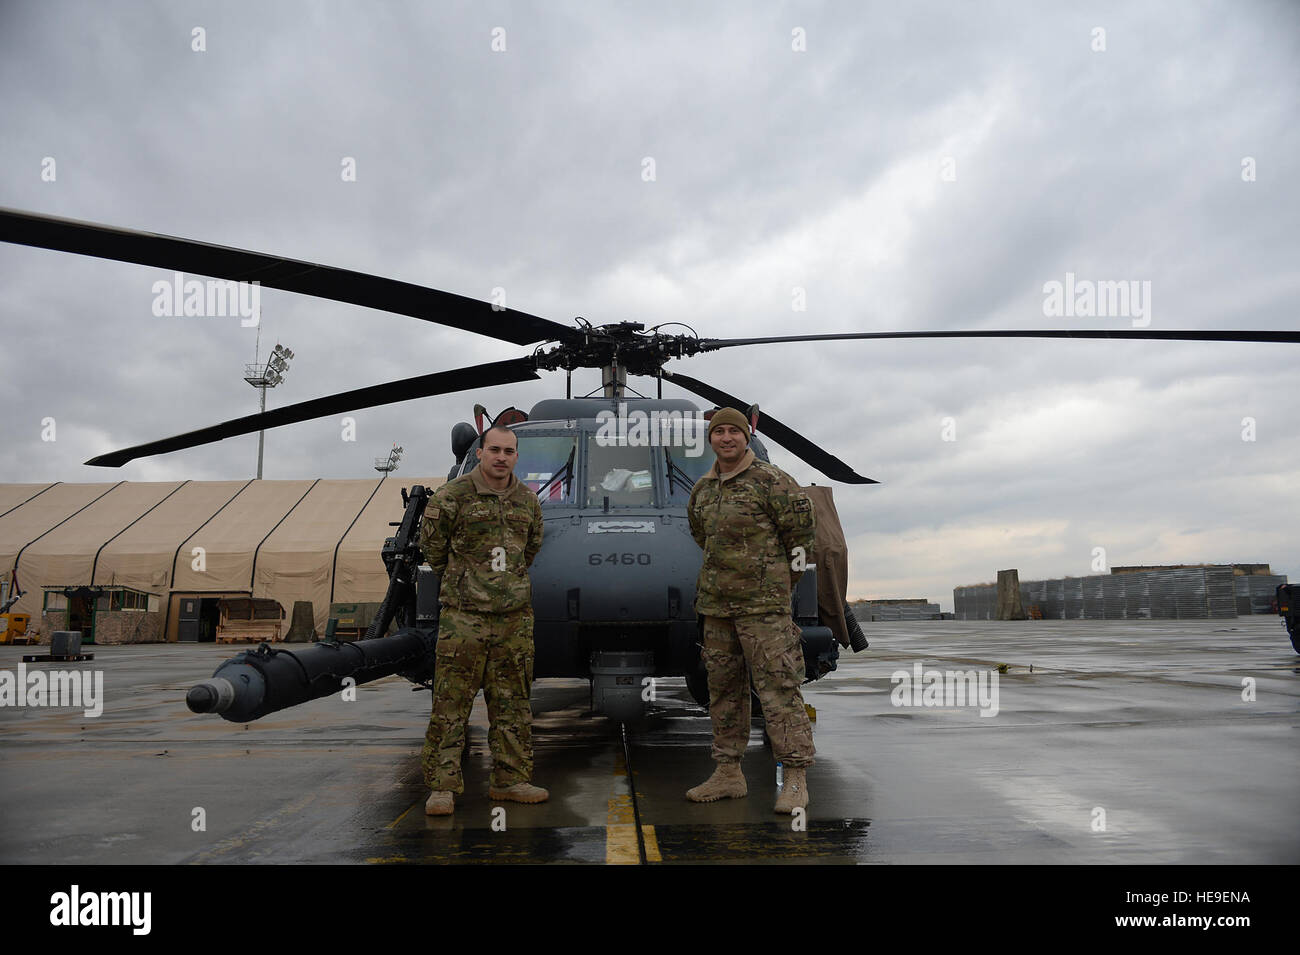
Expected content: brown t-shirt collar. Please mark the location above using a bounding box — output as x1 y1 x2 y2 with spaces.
470 463 518 497
703 448 756 483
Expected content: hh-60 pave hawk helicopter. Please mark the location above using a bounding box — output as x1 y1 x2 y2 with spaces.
3 208 1297 722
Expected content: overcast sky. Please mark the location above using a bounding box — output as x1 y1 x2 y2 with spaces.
1 1 1297 610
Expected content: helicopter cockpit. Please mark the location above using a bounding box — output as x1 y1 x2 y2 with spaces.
452 407 741 510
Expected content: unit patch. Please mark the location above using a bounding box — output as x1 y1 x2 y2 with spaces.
792 497 812 513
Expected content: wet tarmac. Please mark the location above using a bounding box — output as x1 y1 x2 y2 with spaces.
1 617 1296 865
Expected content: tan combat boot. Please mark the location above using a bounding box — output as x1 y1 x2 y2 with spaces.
686 762 747 802
773 766 808 814
425 791 454 816
489 781 550 804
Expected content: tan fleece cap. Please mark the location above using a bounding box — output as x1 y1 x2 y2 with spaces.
707 407 751 442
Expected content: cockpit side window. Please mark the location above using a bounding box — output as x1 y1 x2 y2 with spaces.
458 432 578 504
516 434 578 503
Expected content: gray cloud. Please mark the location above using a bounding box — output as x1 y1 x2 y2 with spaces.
1 0 1296 609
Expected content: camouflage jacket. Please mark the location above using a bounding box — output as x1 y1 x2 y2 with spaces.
420 466 544 614
687 449 816 617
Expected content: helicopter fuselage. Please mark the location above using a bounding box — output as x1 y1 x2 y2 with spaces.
437 396 828 718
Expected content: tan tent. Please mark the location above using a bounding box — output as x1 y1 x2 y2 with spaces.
0 483 60 517
0 478 445 640
1 482 130 605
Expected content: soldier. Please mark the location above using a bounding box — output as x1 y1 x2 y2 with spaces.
420 424 548 815
685 407 817 813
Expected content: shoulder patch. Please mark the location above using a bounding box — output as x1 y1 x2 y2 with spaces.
426 507 440 521
792 497 812 513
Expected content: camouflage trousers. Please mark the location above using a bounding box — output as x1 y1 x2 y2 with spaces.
702 613 814 768
421 606 535 793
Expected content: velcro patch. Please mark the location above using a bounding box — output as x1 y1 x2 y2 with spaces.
427 507 440 521
792 497 812 513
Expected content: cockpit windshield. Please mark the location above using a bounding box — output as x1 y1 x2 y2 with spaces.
586 435 655 507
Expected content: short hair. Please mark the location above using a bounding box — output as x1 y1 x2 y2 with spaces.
482 424 518 449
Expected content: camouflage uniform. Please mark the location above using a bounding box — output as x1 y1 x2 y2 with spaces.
688 449 817 768
420 465 543 793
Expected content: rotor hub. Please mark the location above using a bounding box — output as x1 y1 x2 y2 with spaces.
535 320 710 376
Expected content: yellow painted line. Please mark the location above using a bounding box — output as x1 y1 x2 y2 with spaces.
605 823 640 864
366 855 409 864
642 824 662 862
387 802 419 829
606 745 642 864
606 789 639 863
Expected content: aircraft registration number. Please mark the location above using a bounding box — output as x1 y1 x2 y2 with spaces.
588 553 652 566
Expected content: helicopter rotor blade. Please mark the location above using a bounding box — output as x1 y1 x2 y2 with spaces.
85 357 541 467
703 328 1300 348
0 207 579 347
661 370 877 485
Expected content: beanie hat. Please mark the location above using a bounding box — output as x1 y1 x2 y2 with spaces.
707 407 751 443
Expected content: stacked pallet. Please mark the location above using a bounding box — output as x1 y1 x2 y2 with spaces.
216 597 284 643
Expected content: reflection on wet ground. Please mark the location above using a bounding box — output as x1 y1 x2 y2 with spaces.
1 617 1296 864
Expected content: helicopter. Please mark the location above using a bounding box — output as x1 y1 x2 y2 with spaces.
2 206 1296 722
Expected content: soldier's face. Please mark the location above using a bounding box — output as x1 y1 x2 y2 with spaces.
710 424 747 468
476 432 518 480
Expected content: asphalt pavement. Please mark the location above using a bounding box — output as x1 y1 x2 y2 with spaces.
1 616 1295 864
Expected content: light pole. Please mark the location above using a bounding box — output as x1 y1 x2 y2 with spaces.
244 342 293 479
375 444 403 477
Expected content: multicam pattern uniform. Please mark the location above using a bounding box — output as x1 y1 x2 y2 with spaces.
688 451 817 767
419 467 543 792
